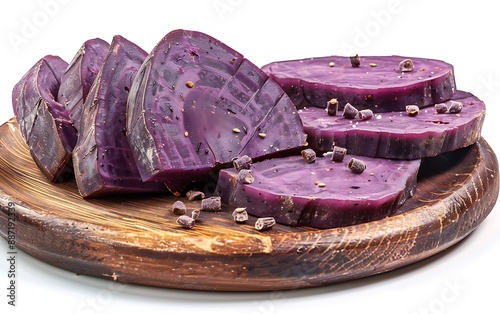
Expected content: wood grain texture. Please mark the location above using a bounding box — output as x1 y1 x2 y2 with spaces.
0 117 498 291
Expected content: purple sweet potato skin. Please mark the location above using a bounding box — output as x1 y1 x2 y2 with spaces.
262 55 456 112
299 90 485 159
58 38 110 131
12 55 77 182
127 29 307 191
217 155 420 229
72 36 166 198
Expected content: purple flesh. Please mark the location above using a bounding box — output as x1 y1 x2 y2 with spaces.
127 29 307 194
72 36 166 198
12 55 77 182
262 55 456 113
217 155 420 229
299 90 485 159
58 38 110 131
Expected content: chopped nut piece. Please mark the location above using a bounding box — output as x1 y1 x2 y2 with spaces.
237 169 254 184
343 103 359 119
326 98 338 116
350 54 361 67
328 61 335 67
255 217 276 231
176 215 195 229
448 101 463 113
348 158 366 174
406 105 420 116
358 109 373 121
186 190 205 201
201 196 222 212
186 81 194 88
331 146 347 162
233 155 252 171
191 209 201 220
172 200 187 215
301 148 316 163
399 59 414 72
232 207 249 223
435 103 449 114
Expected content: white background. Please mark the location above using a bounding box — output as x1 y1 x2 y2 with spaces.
1 0 499 313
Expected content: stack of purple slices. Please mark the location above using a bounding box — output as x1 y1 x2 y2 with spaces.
11 30 486 229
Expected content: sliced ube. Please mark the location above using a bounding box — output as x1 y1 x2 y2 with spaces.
217 155 421 229
262 55 456 112
73 35 166 198
127 29 307 194
299 90 485 159
58 38 110 130
12 55 77 182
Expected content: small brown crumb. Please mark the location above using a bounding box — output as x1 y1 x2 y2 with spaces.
301 148 316 164
201 196 222 212
348 158 366 174
406 105 420 116
255 217 276 231
317 182 326 187
237 169 254 184
233 155 252 171
177 215 195 229
172 200 187 215
232 207 248 223
186 81 194 88
326 98 338 116
350 54 361 67
258 132 267 138
328 61 335 67
186 190 205 201
233 127 241 133
370 62 377 67
399 59 414 72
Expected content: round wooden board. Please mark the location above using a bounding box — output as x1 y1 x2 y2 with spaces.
0 118 498 291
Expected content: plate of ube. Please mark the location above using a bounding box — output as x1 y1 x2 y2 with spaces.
0 29 498 291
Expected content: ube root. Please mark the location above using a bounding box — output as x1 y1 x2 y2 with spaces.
217 155 420 229
127 29 307 194
262 55 456 113
12 55 77 182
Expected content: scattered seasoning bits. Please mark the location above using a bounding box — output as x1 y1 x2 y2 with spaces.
448 101 463 113
258 132 267 138
186 81 194 88
328 61 335 67
435 103 449 114
331 146 347 162
350 54 361 67
255 217 276 231
237 169 254 184
172 200 187 215
233 155 252 171
201 196 222 212
348 158 366 174
406 105 420 116
191 209 201 220
301 148 317 163
176 215 196 229
232 207 249 223
399 59 414 72
326 98 338 116
358 109 374 121
186 190 205 201
343 103 359 119
232 127 241 133
369 62 377 67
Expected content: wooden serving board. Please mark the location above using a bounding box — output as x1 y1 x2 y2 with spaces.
0 118 498 291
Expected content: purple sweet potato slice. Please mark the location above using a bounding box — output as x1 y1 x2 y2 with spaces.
12 55 77 182
72 35 166 198
57 38 110 130
299 90 485 159
262 55 456 112
127 29 307 193
217 155 420 229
